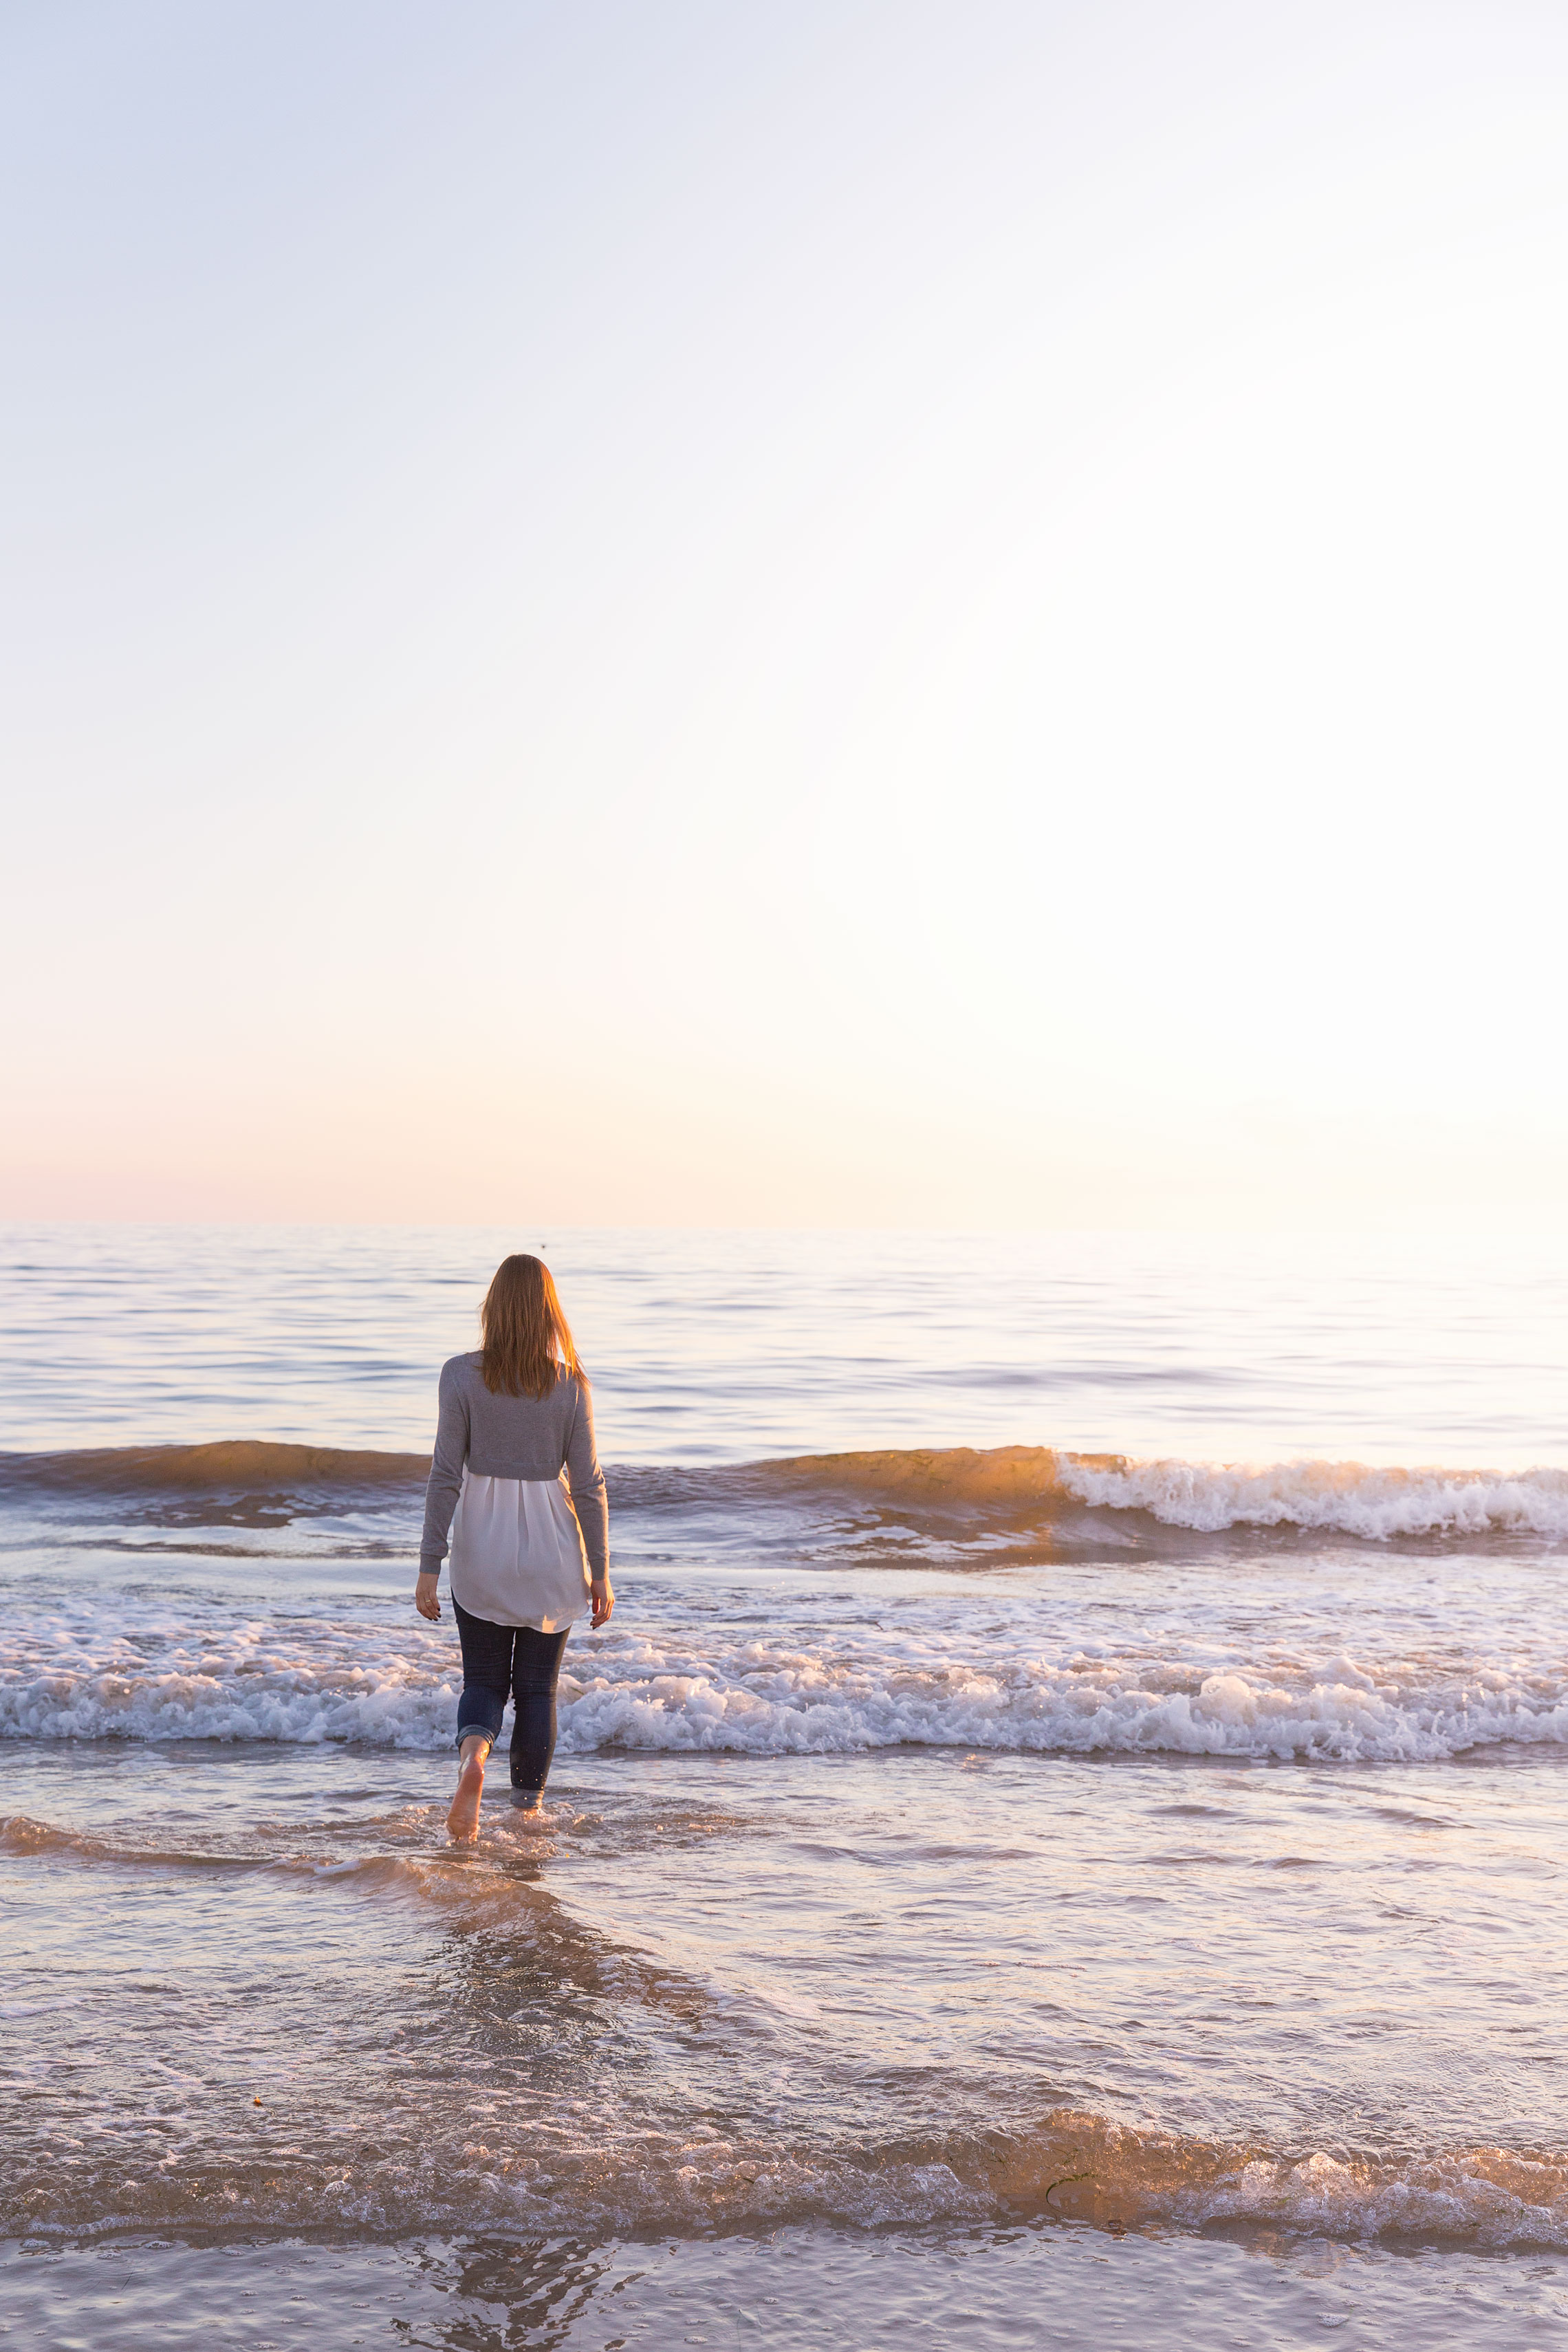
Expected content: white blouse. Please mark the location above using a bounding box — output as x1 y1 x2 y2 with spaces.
447 1469 592 1633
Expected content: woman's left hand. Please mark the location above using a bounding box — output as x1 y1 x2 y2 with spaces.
415 1573 442 1621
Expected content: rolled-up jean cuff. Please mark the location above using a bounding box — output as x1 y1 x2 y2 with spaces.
455 1721 497 1754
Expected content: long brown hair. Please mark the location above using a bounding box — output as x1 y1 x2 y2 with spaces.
479 1254 587 1400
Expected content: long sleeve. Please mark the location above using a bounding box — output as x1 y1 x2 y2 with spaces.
564 1380 609 1578
418 1359 471 1575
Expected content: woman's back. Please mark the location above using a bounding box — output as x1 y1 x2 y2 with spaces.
421 1353 608 1576
436 1350 593 1477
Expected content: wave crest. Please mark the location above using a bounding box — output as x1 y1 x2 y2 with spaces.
0 1441 430 1494
1056 1455 1568 1541
6 1439 1568 1547
754 1445 1568 1544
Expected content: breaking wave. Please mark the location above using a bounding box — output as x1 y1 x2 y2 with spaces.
750 1446 1568 1544
5 1608 1567 1761
6 1439 1568 1547
8 2109 1568 2250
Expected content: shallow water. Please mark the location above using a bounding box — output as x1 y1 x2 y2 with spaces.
5 1224 1568 2346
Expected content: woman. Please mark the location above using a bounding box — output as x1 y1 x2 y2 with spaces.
415 1253 613 1840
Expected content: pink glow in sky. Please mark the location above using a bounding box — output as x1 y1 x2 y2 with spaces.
6 1 1567 1228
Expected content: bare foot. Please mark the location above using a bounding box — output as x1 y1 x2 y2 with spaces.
446 1750 486 1841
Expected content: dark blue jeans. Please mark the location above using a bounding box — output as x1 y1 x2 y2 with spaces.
453 1600 571 1795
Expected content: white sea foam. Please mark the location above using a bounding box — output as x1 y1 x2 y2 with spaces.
0 1604 459 1750
4 1599 1567 1761
1058 1455 1568 1540
556 1640 1568 1763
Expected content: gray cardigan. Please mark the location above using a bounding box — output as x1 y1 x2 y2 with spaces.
418 1353 609 1578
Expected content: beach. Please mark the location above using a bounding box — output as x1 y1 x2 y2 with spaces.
4 1225 1568 2349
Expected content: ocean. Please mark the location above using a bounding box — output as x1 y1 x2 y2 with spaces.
3 1223 1568 2350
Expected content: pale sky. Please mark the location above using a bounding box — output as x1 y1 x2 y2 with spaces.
5 0 1567 1228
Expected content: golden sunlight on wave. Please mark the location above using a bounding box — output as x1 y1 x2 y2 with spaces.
0 1439 431 1490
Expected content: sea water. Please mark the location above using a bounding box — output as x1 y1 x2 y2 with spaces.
3 1224 1568 2350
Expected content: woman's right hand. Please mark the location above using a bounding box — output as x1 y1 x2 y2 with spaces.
590 1576 614 1629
